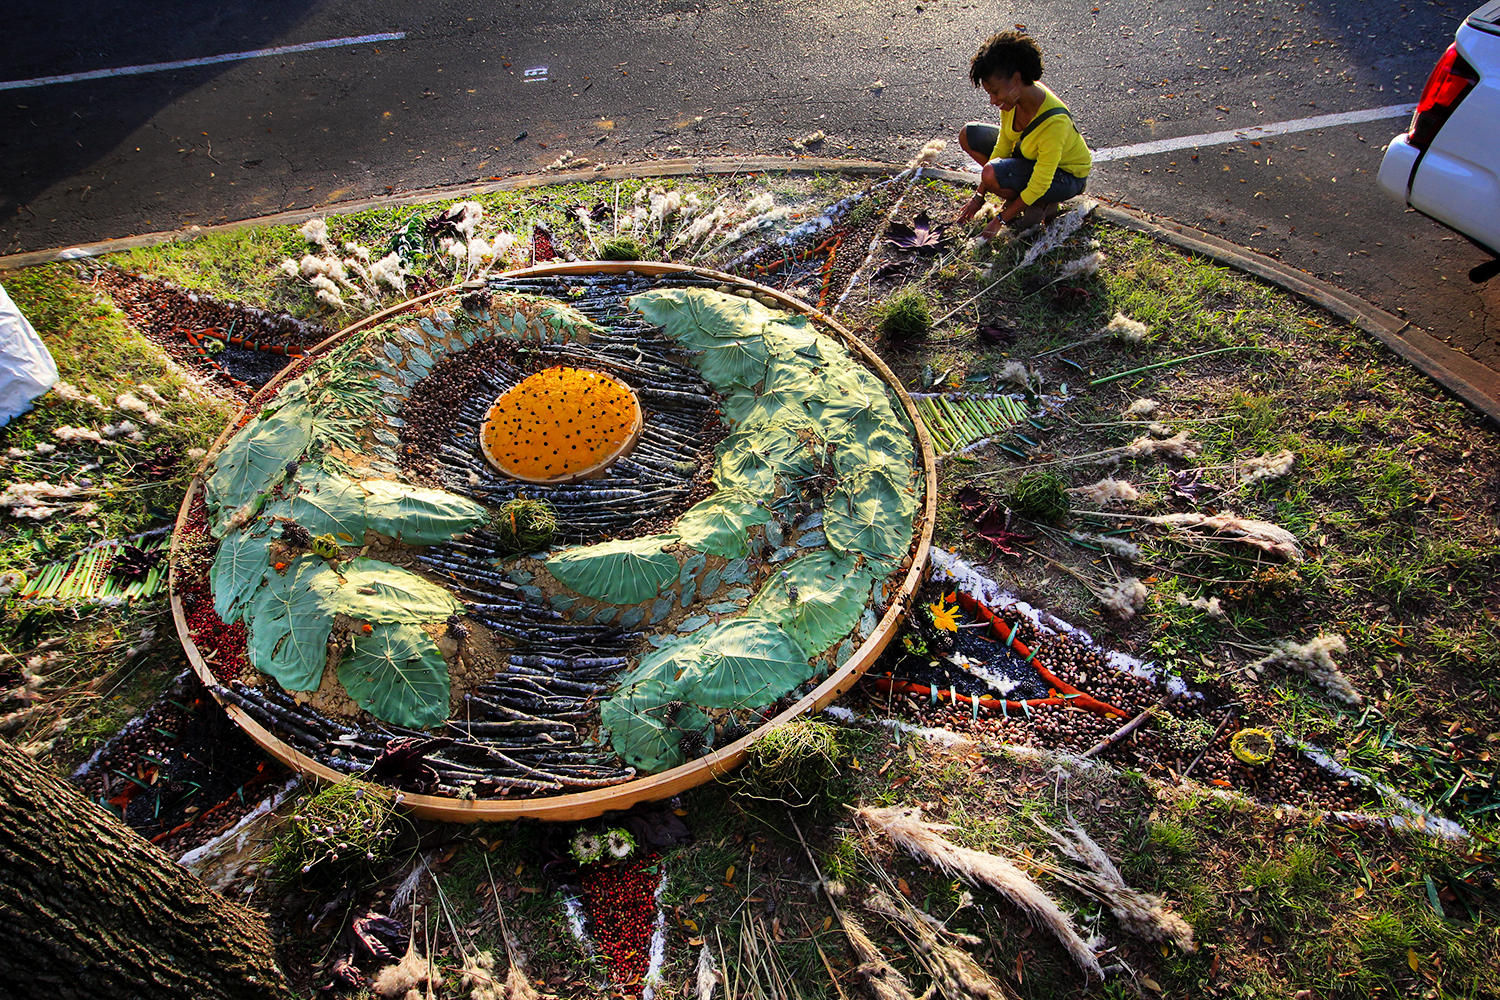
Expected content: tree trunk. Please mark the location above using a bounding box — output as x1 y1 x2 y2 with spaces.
0 738 296 999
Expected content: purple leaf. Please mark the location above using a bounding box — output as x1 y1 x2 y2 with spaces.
956 486 1034 561
885 211 951 254
976 323 1017 345
1169 468 1217 502
363 736 455 793
351 912 405 961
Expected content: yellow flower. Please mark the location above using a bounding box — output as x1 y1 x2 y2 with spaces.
928 598 961 632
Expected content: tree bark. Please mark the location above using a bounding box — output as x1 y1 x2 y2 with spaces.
0 738 296 999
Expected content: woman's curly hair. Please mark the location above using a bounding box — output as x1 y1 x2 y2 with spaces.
970 31 1045 86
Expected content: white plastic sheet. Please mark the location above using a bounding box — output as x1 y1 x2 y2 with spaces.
0 281 58 427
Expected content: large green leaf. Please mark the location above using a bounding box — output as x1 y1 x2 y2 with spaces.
361 480 488 544
629 288 771 349
694 337 773 393
210 527 274 623
599 670 711 772
545 533 681 604
824 468 916 568
262 467 369 544
326 558 461 623
714 418 822 494
244 556 341 692
337 623 450 729
602 619 809 772
675 619 814 705
205 398 315 536
745 550 879 656
675 490 772 558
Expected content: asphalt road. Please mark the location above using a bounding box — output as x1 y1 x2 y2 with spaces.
1 0 1495 373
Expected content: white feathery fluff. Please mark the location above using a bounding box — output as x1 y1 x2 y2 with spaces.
1121 430 1201 461
1098 576 1148 619
996 361 1031 389
1251 633 1361 705
908 138 947 168
277 258 300 278
1058 250 1105 279
1070 532 1141 561
1122 398 1158 419
694 942 719 1000
369 252 409 293
1104 312 1151 343
1174 593 1225 618
448 201 484 236
1238 449 1296 484
52 425 106 445
299 217 331 246
1071 478 1139 505
52 382 106 409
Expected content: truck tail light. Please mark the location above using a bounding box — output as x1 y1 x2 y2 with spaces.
1409 44 1478 150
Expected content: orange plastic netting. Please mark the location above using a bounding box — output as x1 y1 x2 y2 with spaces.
480 366 641 482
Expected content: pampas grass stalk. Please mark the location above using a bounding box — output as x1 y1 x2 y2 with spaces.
1078 510 1304 562
864 888 1014 1000
789 816 914 1000
1033 817 1197 952
855 805 1102 978
1248 633 1361 705
934 201 1097 327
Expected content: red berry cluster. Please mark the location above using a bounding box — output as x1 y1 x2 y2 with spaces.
532 226 556 262
578 852 661 995
177 495 252 682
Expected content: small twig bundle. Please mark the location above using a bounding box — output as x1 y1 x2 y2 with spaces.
1033 817 1196 952
854 805 1102 978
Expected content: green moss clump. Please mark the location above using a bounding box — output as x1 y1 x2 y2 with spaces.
268 780 401 883
878 288 932 343
492 496 558 553
598 236 646 261
1008 470 1070 523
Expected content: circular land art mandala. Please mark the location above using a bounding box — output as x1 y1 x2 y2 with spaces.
170 263 935 819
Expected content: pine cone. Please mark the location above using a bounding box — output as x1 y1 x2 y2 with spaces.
445 612 470 641
719 721 751 745
678 729 708 759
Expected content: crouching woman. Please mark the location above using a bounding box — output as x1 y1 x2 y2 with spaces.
956 31 1092 237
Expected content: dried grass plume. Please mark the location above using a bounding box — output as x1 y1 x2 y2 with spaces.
1035 817 1196 952
1251 633 1361 705
855 805 1102 978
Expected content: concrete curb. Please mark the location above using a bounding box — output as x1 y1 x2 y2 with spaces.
3 155 1494 422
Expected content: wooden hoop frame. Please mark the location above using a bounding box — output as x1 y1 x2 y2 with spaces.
169 262 937 821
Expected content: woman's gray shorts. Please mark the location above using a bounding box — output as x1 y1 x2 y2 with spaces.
962 122 1088 205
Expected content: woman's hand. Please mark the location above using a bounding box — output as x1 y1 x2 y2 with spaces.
956 192 986 224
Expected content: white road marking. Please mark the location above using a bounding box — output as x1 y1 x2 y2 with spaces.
1090 104 1416 162
0 32 406 91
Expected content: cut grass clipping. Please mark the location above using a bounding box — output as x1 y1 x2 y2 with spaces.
735 718 845 807
268 779 404 884
879 288 932 344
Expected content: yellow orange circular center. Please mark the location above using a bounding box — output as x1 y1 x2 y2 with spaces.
479 366 642 483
